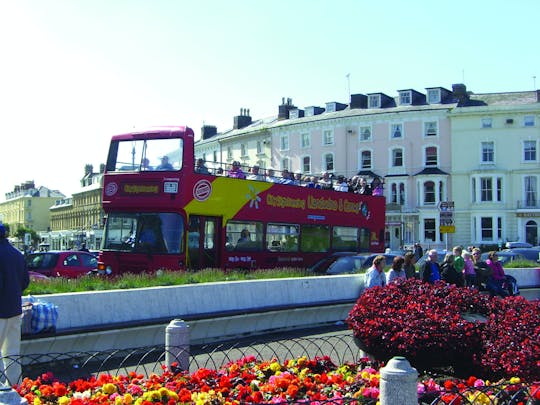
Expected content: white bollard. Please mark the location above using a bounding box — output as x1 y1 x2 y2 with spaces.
0 385 27 405
379 356 418 405
165 319 190 372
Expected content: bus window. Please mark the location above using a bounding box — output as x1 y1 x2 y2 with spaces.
226 221 263 251
267 223 299 252
110 138 183 172
102 213 184 254
300 224 330 253
358 228 371 252
333 226 359 252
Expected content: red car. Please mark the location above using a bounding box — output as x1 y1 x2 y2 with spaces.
26 251 98 278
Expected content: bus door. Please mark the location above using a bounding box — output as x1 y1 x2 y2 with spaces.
188 216 221 270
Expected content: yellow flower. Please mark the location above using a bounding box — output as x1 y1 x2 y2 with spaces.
33 398 41 405
269 362 281 373
509 377 521 384
58 396 70 405
297 356 307 367
102 383 117 394
115 396 123 405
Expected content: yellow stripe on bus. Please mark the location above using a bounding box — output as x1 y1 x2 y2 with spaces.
185 177 274 224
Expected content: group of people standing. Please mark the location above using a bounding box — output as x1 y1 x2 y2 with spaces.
365 245 515 298
194 159 385 195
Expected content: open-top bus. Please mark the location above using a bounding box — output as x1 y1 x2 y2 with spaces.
97 126 385 275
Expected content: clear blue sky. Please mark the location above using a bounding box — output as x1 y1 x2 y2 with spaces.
1 0 538 198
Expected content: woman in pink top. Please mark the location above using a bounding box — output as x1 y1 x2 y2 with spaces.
462 251 477 288
485 251 509 297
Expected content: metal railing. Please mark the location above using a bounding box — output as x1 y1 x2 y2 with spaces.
3 332 539 404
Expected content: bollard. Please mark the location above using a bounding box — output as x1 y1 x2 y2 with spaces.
379 356 418 405
0 384 27 405
165 319 190 372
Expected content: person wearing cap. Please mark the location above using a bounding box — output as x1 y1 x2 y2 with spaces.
247 165 264 181
227 161 246 179
194 158 210 174
156 155 174 171
0 223 30 385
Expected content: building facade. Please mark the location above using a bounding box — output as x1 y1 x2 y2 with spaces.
451 90 540 247
195 85 540 250
0 181 65 237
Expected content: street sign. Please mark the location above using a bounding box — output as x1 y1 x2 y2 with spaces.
440 225 456 233
439 201 455 228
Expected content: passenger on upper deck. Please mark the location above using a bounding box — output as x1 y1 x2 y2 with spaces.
228 161 246 179
292 171 303 186
306 176 321 189
194 158 210 174
247 165 265 181
280 169 294 185
356 177 372 195
333 175 349 192
156 156 174 171
266 168 280 183
319 172 333 190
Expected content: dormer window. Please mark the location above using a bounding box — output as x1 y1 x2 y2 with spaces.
368 94 381 108
399 91 412 105
427 89 441 104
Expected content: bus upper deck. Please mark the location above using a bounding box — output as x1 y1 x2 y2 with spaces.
98 126 386 274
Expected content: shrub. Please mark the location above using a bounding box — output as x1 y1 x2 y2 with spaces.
346 279 540 381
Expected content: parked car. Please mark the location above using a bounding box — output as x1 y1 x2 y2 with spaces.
480 251 527 265
500 248 540 263
308 252 397 275
505 241 533 249
26 251 98 278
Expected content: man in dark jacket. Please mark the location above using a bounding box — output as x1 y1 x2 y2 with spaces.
0 223 29 385
421 249 441 283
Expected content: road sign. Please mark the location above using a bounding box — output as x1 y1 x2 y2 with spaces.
438 201 455 211
440 225 456 233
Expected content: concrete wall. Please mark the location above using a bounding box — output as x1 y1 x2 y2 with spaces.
29 275 364 331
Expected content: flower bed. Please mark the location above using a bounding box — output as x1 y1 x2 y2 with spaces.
15 356 540 404
346 279 540 381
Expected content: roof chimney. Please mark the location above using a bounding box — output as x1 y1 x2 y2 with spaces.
233 108 252 129
452 83 470 105
201 125 217 139
278 97 296 120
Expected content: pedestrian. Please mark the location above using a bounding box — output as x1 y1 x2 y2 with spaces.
462 251 477 288
364 255 387 288
0 223 30 386
413 242 423 261
386 256 406 284
440 253 464 287
403 251 418 279
420 249 441 283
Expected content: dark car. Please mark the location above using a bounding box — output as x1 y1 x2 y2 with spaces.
480 251 527 265
501 248 540 263
308 252 397 275
26 251 98 278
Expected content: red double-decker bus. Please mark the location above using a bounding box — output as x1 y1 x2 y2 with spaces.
97 126 385 275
